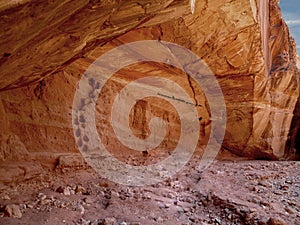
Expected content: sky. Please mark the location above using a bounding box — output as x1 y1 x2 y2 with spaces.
279 0 300 54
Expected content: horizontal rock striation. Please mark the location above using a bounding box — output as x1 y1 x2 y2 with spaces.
0 0 190 91
0 0 299 184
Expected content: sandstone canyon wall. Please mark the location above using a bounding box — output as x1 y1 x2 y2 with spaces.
0 0 299 184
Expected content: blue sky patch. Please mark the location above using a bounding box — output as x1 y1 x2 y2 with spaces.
280 0 300 53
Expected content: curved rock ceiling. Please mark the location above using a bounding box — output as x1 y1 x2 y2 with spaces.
0 0 299 183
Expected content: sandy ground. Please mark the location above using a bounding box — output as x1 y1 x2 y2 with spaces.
0 155 299 225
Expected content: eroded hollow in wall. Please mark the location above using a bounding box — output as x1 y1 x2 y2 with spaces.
75 59 212 167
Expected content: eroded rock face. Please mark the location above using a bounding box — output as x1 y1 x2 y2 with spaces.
244 0 299 158
0 0 299 184
0 0 190 90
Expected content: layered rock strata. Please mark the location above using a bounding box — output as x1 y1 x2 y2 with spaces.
0 0 299 184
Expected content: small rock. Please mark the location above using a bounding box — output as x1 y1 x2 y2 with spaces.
167 192 175 199
101 199 110 208
252 186 259 192
189 216 196 222
76 185 87 194
111 190 119 198
57 154 85 168
2 195 11 200
84 196 93 204
185 196 194 204
258 181 271 188
76 204 85 215
214 218 221 224
64 188 71 196
164 203 171 208
59 202 68 208
119 222 128 225
91 220 101 225
273 191 283 196
244 212 254 222
142 194 151 200
183 207 190 213
56 186 72 196
207 193 212 201
267 217 285 225
177 206 184 213
284 206 294 214
158 203 165 209
27 204 34 209
78 218 90 225
201 198 208 206
168 181 174 187
40 199 52 205
56 186 64 193
102 217 117 225
38 193 47 201
19 204 26 210
155 217 164 222
280 185 289 191
249 208 257 213
260 201 270 207
99 181 109 188
4 204 22 218
63 189 70 196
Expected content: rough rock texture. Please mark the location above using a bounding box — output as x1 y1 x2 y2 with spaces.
288 56 300 158
0 0 299 184
0 160 299 224
3 204 22 218
245 0 299 159
0 0 190 90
